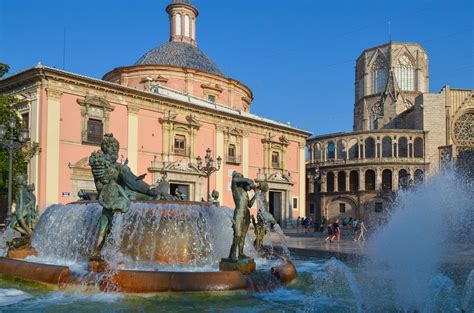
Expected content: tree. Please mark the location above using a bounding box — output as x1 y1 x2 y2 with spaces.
0 64 39 201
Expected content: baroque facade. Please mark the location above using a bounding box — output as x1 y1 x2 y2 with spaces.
306 42 473 225
0 0 311 226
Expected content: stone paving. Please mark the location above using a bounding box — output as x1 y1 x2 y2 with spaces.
269 227 474 269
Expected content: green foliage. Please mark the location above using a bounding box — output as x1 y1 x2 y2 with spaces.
0 63 9 78
0 64 39 197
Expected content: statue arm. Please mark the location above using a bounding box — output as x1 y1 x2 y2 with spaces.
248 193 256 208
233 177 257 190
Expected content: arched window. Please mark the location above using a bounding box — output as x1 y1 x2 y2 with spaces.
365 137 376 158
398 137 408 157
382 169 392 191
175 14 182 36
399 169 410 189
184 15 190 36
371 57 388 94
382 136 392 158
350 171 359 191
395 55 415 91
327 172 335 192
348 139 359 160
314 143 322 161
414 169 424 184
338 171 346 192
327 141 335 160
414 138 423 158
337 140 346 160
365 170 376 191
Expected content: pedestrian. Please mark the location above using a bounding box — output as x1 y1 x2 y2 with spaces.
325 224 333 241
305 217 311 232
301 216 305 231
333 219 341 241
320 215 327 232
296 216 301 231
356 221 367 241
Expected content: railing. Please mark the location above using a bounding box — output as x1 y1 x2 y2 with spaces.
225 155 241 164
306 156 426 168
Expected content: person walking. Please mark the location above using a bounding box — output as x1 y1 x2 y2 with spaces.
324 224 333 241
296 217 301 231
355 220 367 241
333 219 341 241
320 215 327 232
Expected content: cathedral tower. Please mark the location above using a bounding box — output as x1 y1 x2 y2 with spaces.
353 42 429 130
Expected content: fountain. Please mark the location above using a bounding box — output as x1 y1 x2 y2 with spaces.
0 134 296 293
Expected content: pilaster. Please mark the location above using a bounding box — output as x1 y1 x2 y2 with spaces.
45 88 62 207
127 105 139 172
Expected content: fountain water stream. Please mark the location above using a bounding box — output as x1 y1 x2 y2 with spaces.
31 202 257 271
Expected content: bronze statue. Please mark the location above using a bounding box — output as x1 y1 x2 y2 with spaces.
228 171 257 260
89 134 163 259
9 174 37 236
251 183 276 253
251 214 266 253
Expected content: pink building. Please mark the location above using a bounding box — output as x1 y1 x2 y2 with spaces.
0 0 310 226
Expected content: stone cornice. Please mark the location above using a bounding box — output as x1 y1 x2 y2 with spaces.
0 66 311 138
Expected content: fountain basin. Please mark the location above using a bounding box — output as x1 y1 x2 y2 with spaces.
0 255 296 293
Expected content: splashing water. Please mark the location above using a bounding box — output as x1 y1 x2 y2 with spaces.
31 202 257 271
309 258 363 313
255 191 291 258
366 169 473 311
463 270 474 312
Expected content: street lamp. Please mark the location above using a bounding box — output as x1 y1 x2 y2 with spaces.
0 116 30 223
307 167 321 231
196 148 222 202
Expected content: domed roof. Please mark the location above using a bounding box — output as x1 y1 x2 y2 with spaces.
135 41 223 76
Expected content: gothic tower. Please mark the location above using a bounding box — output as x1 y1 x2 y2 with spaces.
353 42 429 131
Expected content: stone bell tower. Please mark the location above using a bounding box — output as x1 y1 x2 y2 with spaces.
166 0 199 47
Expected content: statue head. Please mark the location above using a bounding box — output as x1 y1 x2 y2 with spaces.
232 171 243 179
101 134 120 163
15 174 27 186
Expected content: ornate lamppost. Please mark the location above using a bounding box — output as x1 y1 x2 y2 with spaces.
0 116 30 223
196 148 222 202
307 167 321 231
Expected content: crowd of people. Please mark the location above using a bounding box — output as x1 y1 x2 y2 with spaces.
295 215 368 242
321 216 367 242
296 216 313 232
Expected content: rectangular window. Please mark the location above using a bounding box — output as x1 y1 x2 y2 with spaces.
87 119 103 144
375 202 383 212
309 204 315 214
207 95 216 103
339 203 346 213
226 144 240 164
272 151 280 168
21 112 29 129
174 135 186 155
293 198 298 209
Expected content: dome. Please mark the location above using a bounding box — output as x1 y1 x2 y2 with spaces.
135 41 223 76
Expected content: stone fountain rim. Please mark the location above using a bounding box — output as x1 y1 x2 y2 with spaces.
67 200 217 206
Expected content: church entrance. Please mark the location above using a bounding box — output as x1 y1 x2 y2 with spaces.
269 191 282 224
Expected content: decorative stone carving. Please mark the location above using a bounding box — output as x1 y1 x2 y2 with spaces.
452 111 473 146
77 96 114 143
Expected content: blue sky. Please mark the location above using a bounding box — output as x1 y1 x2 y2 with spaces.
1 0 472 136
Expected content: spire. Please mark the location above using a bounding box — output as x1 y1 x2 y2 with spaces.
380 69 407 111
166 0 199 47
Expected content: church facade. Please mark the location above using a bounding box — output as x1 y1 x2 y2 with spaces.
306 42 473 225
0 0 311 226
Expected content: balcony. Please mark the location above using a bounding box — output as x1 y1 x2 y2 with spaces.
225 155 241 165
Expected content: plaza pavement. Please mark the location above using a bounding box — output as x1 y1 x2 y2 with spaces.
270 227 474 269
